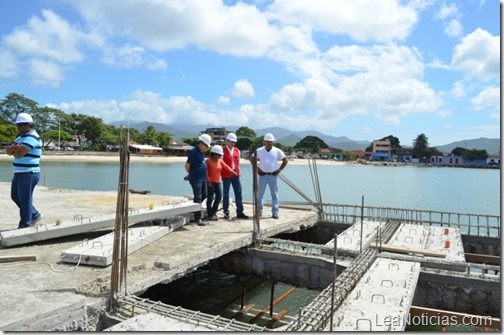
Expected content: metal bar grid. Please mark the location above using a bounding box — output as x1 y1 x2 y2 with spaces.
314 203 500 238
286 248 378 331
115 294 268 331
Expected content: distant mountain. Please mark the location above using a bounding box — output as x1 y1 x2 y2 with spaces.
435 138 501 155
108 121 499 153
255 127 371 150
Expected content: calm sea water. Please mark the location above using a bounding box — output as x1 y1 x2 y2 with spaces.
0 159 499 326
0 160 499 215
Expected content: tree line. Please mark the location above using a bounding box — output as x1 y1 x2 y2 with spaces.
0 93 171 150
0 92 488 160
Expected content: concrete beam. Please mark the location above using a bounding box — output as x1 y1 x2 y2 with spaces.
0 202 200 247
61 218 186 266
330 258 421 331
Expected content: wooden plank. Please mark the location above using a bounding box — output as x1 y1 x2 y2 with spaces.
241 303 255 314
464 253 500 266
369 243 447 258
410 305 500 330
0 255 36 263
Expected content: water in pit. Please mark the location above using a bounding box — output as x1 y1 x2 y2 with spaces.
139 268 321 329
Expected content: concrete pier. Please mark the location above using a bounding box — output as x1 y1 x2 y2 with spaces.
0 182 317 331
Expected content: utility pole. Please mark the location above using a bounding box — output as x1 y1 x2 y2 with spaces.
58 119 61 150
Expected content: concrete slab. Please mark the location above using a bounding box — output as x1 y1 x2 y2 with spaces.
330 258 421 331
388 224 466 263
0 182 318 331
104 312 215 331
61 219 185 266
325 220 386 255
0 202 199 247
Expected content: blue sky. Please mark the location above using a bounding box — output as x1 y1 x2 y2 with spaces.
0 0 500 146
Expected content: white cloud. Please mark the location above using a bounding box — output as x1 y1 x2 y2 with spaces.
437 109 452 118
231 79 255 98
436 3 458 19
266 43 441 130
450 81 466 98
28 59 64 87
444 19 463 37
3 10 86 64
451 28 499 78
217 96 230 104
471 86 499 111
0 50 18 79
72 0 279 57
267 0 421 42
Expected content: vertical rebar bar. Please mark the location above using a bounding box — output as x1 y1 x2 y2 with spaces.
252 149 260 244
360 196 364 254
330 232 337 331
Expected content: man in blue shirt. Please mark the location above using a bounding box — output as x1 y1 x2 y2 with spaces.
6 113 43 229
185 134 211 225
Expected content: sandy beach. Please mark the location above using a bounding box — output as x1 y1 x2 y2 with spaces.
0 153 348 166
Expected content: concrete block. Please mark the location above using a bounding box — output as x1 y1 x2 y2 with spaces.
0 202 200 247
61 218 186 266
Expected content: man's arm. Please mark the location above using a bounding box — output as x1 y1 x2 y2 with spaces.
6 144 29 158
274 157 288 175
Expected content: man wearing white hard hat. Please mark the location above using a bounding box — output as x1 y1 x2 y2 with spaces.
221 132 249 220
249 133 288 219
6 113 43 229
185 133 211 225
205 145 235 221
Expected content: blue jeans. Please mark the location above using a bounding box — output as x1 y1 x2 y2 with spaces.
190 180 207 220
11 172 41 228
222 176 244 215
206 182 222 217
258 174 279 216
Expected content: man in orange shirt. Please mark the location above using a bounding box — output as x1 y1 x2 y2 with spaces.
206 145 235 221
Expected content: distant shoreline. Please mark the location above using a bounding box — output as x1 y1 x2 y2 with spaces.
0 153 348 166
0 153 498 169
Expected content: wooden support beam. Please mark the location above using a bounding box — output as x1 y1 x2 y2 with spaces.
369 243 447 258
464 253 500 266
249 285 296 323
266 309 289 329
410 305 500 330
241 303 255 314
0 255 36 263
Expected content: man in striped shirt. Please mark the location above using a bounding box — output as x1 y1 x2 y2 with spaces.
6 113 43 229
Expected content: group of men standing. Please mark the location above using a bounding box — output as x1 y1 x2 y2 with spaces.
185 132 288 225
6 112 288 229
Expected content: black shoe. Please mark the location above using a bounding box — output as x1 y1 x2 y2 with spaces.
196 219 207 226
272 214 279 219
236 213 249 219
224 212 230 219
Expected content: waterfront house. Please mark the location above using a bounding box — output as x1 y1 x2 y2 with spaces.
371 139 391 161
430 155 464 165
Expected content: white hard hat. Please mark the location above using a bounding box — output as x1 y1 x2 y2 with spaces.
263 133 275 141
226 133 237 142
210 145 224 155
198 134 212 147
14 113 33 125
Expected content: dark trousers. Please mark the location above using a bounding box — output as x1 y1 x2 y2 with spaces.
190 180 207 220
222 175 244 215
11 172 41 228
206 182 222 217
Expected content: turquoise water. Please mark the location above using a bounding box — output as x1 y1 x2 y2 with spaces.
0 160 499 215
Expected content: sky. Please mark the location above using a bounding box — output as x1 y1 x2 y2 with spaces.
0 0 500 146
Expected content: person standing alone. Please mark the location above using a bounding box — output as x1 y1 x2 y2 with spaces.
185 134 211 226
249 133 288 219
6 113 43 229
221 133 249 220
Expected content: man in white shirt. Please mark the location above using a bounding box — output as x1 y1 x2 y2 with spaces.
249 133 288 219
